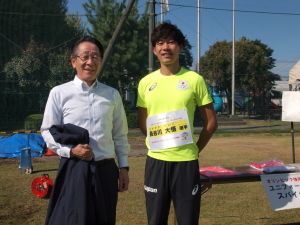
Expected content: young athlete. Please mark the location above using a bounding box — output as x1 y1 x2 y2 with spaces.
137 21 218 225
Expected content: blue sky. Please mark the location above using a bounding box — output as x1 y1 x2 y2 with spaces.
68 0 300 80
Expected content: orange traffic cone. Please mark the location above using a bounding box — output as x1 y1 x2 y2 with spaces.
43 148 58 157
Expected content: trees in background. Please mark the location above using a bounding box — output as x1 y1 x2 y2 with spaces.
199 37 281 112
84 0 149 99
1 0 194 98
0 0 81 73
1 0 280 128
1 0 85 92
0 0 194 130
84 0 193 99
0 0 85 130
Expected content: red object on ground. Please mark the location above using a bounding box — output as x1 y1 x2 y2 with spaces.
43 148 58 157
31 174 54 198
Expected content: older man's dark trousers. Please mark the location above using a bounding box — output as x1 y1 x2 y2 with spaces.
45 158 119 225
96 159 119 225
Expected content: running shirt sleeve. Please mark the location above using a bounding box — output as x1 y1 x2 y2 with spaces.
194 75 212 107
137 78 147 108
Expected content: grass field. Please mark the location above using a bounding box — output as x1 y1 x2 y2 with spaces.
1 124 300 224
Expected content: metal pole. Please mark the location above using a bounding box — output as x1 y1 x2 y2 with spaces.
161 0 164 22
148 0 155 73
231 0 235 115
291 122 295 163
197 0 201 74
289 84 296 163
98 0 136 77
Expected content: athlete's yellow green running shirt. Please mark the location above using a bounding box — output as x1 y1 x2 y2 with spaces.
137 67 213 161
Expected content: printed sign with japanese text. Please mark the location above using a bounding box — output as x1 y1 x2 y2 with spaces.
146 109 192 151
260 173 300 211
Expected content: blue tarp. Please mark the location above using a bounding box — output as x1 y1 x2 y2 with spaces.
0 133 46 158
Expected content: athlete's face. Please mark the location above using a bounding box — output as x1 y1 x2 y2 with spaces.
153 38 183 66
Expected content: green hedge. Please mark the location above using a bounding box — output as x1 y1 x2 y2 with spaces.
24 114 44 132
127 112 139 129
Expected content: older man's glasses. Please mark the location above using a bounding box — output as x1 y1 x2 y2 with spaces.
75 54 101 63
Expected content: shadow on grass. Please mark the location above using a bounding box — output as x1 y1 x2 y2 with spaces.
195 129 293 135
32 168 58 174
129 128 295 136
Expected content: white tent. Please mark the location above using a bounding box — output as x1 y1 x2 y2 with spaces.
289 60 300 85
283 60 300 163
272 81 289 92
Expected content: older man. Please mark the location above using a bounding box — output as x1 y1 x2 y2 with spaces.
41 36 130 225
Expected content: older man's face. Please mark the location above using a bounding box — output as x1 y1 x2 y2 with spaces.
71 41 102 86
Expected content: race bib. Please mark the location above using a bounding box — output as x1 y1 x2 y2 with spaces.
146 109 193 151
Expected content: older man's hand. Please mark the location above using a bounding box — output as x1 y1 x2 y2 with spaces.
118 168 129 192
70 144 93 161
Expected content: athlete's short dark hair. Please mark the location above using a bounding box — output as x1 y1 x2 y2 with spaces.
151 21 185 47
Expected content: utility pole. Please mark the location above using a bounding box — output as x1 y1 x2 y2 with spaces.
148 0 155 73
160 0 164 22
98 0 136 77
197 0 201 74
231 0 236 116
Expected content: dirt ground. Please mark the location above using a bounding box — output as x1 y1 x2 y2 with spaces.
128 135 148 157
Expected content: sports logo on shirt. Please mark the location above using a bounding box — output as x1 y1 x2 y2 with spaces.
149 82 157 91
192 184 199 195
177 80 189 90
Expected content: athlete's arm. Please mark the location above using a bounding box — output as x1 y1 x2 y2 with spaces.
197 102 218 153
138 107 148 136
